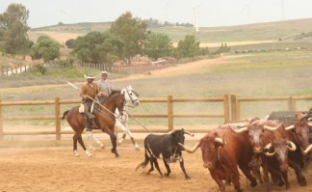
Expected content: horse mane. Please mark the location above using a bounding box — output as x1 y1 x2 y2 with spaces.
110 89 121 96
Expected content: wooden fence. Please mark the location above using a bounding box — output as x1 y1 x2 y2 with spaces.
0 94 312 141
0 95 229 140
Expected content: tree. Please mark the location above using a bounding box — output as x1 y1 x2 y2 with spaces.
65 38 75 49
73 31 124 71
0 3 31 56
176 35 201 58
30 36 61 62
214 43 230 54
143 32 173 60
110 12 147 65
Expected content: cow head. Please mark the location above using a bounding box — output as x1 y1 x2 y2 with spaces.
285 120 312 155
171 128 194 151
199 133 224 170
231 119 281 154
264 138 296 172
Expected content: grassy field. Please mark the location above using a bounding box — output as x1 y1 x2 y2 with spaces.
1 50 312 128
28 18 312 48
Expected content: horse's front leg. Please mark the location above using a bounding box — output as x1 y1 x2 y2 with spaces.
85 130 105 150
115 119 139 150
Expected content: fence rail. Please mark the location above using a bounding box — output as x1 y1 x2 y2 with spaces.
0 95 312 140
0 95 230 140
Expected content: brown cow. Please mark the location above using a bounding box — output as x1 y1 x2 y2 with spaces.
274 116 312 186
231 119 297 191
180 125 257 192
261 124 297 191
255 112 312 187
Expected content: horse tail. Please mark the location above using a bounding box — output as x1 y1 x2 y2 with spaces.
62 110 69 120
135 147 150 171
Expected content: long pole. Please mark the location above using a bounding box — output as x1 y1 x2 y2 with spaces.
67 81 116 117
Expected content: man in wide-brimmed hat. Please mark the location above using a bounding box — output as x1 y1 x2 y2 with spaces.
97 71 112 100
80 74 99 131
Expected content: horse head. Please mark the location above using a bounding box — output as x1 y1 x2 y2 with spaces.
121 85 139 107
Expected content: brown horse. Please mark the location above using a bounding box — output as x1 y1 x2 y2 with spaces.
62 90 126 158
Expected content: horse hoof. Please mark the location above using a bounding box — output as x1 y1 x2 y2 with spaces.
85 150 92 157
99 144 105 149
73 151 80 157
298 177 307 186
250 181 257 188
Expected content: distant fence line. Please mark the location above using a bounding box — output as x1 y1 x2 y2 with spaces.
76 62 169 74
0 95 312 140
0 59 174 77
0 64 31 76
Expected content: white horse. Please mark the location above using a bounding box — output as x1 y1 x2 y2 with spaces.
86 85 140 150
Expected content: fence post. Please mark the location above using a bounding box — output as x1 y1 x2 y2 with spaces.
0 100 3 140
55 97 61 140
223 95 230 123
288 96 295 111
167 95 173 131
230 94 237 122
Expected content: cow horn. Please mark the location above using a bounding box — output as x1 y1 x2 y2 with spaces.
303 144 312 155
214 137 224 145
285 125 295 131
178 142 200 153
264 143 276 156
264 143 272 150
184 131 194 137
230 126 248 133
263 124 280 131
265 150 276 156
287 141 297 151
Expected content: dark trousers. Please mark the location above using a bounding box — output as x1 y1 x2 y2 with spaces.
82 100 95 129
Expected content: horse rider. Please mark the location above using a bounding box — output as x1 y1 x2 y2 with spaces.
97 71 112 101
80 74 99 131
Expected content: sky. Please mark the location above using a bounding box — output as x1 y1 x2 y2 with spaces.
1 0 312 28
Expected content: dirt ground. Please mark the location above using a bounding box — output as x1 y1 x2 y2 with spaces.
0 143 312 192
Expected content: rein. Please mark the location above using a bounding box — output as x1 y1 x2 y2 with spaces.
123 87 139 108
67 81 120 118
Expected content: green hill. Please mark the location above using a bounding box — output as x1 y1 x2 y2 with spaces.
30 18 312 45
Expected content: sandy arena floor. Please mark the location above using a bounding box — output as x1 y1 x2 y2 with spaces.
0 143 312 192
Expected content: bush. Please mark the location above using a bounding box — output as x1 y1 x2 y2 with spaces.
33 65 47 75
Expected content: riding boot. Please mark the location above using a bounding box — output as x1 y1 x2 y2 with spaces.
85 112 96 131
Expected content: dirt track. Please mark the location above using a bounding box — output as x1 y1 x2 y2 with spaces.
0 145 312 192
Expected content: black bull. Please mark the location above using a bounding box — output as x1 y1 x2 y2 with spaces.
135 129 194 179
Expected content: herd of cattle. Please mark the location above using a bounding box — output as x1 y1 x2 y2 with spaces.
136 109 312 192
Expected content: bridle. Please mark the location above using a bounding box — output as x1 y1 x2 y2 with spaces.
123 86 139 108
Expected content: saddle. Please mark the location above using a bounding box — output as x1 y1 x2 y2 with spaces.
78 102 96 114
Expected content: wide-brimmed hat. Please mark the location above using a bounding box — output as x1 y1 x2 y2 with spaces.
101 71 108 75
85 74 95 80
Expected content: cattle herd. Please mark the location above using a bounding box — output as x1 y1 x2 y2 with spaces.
136 110 312 192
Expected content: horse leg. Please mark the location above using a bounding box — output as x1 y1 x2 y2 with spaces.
118 133 127 145
115 119 139 150
77 134 92 157
109 132 119 158
130 136 140 150
73 134 80 157
86 131 105 149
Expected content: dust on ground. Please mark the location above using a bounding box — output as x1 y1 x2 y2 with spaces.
0 145 311 192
